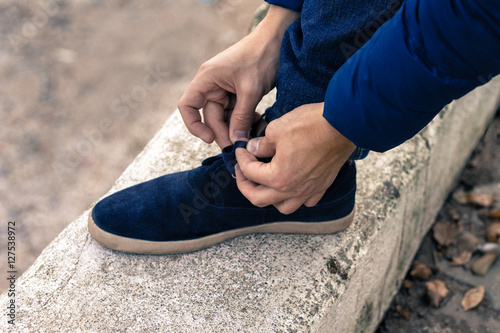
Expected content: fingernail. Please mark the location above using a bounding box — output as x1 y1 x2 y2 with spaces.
233 130 249 141
248 137 261 154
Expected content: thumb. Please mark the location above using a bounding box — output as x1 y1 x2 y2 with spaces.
229 91 260 142
247 136 276 158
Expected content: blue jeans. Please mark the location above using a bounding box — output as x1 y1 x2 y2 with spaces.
266 0 402 160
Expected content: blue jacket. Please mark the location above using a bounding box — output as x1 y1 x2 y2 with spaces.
267 0 500 152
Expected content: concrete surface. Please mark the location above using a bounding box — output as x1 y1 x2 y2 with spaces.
1 79 499 332
439 255 500 312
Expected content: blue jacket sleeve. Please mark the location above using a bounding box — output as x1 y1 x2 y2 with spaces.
323 0 500 152
265 0 303 12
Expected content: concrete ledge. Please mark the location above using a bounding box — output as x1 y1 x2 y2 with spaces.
2 80 500 332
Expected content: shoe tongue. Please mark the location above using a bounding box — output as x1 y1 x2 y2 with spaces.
201 154 222 166
222 141 247 176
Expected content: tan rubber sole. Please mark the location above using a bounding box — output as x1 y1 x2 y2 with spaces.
88 209 355 255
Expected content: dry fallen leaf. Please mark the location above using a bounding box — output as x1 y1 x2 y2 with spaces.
472 182 500 199
489 209 500 219
453 183 500 207
445 231 481 261
433 221 462 247
486 222 500 242
467 193 495 207
410 263 433 280
453 190 469 205
451 251 472 266
403 279 413 289
461 285 485 311
395 305 411 320
461 231 482 249
426 280 449 308
447 207 461 221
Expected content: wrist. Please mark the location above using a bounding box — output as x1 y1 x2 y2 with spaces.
318 104 356 158
253 5 300 44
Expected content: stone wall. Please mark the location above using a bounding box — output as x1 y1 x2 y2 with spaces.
1 79 499 332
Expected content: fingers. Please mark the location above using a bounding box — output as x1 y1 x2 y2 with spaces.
247 136 276 158
272 198 306 215
253 112 262 124
178 87 216 143
235 165 321 214
229 86 261 142
235 149 314 215
235 145 277 187
235 165 295 210
178 77 260 146
203 102 232 148
303 192 324 207
178 80 237 147
178 104 215 144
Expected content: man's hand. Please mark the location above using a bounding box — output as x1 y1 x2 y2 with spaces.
177 6 300 148
235 103 356 214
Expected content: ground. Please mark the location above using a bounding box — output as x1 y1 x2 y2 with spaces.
0 0 261 293
377 113 500 332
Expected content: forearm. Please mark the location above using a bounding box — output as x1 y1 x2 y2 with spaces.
323 0 500 152
252 4 300 49
231 4 300 96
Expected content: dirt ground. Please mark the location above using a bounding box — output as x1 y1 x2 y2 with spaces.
377 112 500 332
0 0 261 293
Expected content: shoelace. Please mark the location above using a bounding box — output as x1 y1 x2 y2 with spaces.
221 141 248 178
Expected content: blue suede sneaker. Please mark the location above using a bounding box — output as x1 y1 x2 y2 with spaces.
88 140 356 254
